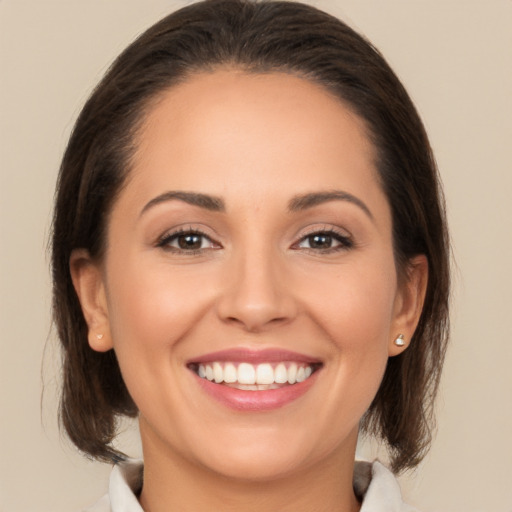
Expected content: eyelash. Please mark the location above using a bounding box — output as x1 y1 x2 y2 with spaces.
157 228 220 255
292 228 354 254
156 227 353 255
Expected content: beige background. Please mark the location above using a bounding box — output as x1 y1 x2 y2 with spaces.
1 0 511 511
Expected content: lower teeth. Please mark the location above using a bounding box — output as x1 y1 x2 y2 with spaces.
223 383 284 391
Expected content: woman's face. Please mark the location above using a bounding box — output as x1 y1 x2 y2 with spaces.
75 70 424 480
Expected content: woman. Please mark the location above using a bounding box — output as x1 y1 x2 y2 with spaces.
51 0 450 510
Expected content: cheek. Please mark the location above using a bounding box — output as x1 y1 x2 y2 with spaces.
299 256 397 407
102 256 217 423
103 254 217 377
304 258 397 346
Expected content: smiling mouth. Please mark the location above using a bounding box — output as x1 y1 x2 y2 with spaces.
188 361 322 390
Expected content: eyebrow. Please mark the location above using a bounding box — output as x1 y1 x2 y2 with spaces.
140 191 225 217
140 189 372 219
288 190 373 219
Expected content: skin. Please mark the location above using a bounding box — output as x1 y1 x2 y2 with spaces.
71 70 427 512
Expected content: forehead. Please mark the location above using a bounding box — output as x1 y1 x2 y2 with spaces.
125 70 383 212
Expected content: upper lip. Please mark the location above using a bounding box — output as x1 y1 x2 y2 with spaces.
188 348 322 365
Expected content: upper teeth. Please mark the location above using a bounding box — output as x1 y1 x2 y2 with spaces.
196 362 314 385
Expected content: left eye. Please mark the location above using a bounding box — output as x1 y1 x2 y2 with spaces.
296 231 352 251
159 231 217 251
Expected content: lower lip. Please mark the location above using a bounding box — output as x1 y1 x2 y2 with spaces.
193 371 319 411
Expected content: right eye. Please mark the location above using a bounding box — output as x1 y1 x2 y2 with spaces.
293 229 354 254
157 229 220 253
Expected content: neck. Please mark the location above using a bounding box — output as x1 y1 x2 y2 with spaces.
138 422 361 512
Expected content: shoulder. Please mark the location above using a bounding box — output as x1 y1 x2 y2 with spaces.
82 459 144 512
355 460 420 512
83 459 418 512
82 493 111 512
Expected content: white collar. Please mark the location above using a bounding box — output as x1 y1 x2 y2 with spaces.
86 459 418 511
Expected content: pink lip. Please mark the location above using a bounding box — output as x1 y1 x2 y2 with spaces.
187 348 322 412
193 371 320 411
188 348 321 365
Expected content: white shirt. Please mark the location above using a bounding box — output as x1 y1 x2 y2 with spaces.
84 459 418 512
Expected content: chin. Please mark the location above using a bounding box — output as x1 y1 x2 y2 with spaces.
184 421 357 483
198 446 313 482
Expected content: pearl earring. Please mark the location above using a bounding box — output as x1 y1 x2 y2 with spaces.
96 334 104 340
394 334 405 347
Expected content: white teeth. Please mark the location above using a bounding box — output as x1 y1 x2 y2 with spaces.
287 363 297 384
256 363 274 385
274 363 288 384
238 363 256 384
213 362 223 383
195 361 317 387
223 363 237 383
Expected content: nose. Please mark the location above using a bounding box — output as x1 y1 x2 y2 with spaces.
215 248 298 332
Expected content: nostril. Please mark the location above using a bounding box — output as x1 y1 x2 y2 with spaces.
223 313 290 333
215 264 298 330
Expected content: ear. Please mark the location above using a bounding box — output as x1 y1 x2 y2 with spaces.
69 249 113 352
388 254 428 357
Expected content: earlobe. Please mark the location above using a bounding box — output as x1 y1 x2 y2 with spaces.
388 254 428 357
69 249 113 352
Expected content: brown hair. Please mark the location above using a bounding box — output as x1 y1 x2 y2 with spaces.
52 0 450 472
